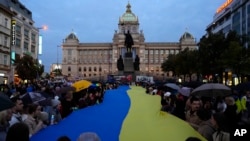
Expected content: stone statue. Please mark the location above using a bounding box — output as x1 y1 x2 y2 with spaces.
117 55 124 71
124 30 134 52
134 55 140 71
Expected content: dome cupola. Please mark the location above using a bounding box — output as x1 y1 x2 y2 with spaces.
119 3 138 24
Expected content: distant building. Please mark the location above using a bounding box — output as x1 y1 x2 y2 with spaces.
206 0 250 37
0 0 40 84
61 3 197 81
206 0 250 85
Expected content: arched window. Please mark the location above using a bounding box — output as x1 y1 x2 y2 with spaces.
84 67 86 72
89 67 92 71
68 66 71 71
99 67 102 72
79 67 82 72
94 67 97 72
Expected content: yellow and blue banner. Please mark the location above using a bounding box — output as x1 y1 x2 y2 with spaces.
30 86 206 141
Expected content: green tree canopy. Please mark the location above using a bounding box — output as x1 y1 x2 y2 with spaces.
14 54 44 81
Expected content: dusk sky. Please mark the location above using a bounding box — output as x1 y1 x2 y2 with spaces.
19 0 225 72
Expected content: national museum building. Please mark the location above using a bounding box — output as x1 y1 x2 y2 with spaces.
61 3 197 81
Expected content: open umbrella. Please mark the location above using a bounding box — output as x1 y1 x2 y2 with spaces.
164 83 180 91
20 92 47 106
0 92 15 111
72 80 92 92
178 87 192 97
191 83 231 97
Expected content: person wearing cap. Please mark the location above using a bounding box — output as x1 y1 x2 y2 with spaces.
161 92 172 112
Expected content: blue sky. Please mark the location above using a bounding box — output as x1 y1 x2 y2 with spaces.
19 0 225 72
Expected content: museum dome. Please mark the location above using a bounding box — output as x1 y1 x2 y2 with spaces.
66 32 79 41
180 32 194 40
120 3 138 23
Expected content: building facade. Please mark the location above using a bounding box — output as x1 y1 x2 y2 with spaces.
0 0 40 84
206 0 250 37
206 0 250 85
61 3 197 81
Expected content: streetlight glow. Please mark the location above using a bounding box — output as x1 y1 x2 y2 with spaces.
38 25 48 30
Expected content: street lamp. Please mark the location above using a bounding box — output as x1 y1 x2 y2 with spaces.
37 25 48 30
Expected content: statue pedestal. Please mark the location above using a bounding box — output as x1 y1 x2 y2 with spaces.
125 52 132 58
124 57 134 72
118 71 124 75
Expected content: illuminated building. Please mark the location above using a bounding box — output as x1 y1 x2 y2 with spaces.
206 0 250 85
207 0 250 36
0 0 40 83
61 3 197 81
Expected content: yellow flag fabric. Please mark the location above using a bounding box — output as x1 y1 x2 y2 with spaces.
119 86 206 141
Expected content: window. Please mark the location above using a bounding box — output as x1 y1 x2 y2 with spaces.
160 50 164 54
170 50 174 54
89 67 92 71
31 45 35 53
68 67 71 71
4 36 8 46
24 42 28 52
79 67 81 72
4 18 8 27
24 29 29 38
165 50 169 54
31 33 36 43
150 50 154 54
68 49 72 55
3 55 8 65
94 67 97 72
176 50 180 54
155 50 159 54
84 67 86 72
16 38 21 48
16 25 21 35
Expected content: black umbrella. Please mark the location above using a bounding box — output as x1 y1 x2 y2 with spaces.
191 83 231 97
20 92 46 106
0 92 15 111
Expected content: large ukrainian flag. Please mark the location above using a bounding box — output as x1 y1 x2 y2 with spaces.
30 86 206 141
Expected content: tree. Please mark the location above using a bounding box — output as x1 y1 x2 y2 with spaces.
198 32 226 81
161 54 177 76
14 54 44 81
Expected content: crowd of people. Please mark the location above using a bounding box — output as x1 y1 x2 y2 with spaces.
0 80 118 141
1 80 250 141
143 82 250 141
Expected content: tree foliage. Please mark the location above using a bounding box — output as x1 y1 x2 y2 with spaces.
161 30 250 82
14 54 44 81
